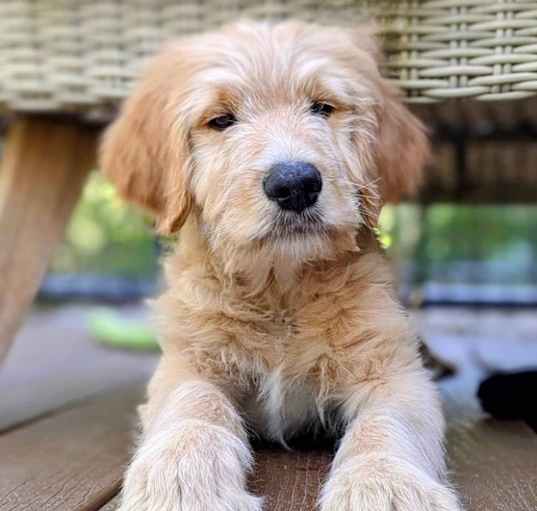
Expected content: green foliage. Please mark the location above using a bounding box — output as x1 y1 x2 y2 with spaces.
52 171 158 277
380 204 537 285
423 205 537 263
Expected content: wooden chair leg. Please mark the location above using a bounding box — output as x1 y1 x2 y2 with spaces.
0 117 98 363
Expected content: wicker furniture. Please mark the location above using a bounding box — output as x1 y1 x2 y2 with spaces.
1 0 537 115
1 0 536 362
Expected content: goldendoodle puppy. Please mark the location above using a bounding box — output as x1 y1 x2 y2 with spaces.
100 20 462 511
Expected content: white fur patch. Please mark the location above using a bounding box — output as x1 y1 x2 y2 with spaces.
250 368 322 444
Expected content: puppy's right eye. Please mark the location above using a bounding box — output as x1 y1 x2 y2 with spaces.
208 113 237 131
310 101 334 118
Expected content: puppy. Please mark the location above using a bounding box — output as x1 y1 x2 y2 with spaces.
100 20 462 511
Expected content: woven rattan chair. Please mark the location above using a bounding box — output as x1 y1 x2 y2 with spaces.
1 0 537 361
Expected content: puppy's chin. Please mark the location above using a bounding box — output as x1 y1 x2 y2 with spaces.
253 211 361 262
205 206 362 269
267 209 329 241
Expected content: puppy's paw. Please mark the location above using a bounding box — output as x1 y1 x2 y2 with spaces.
320 455 462 511
119 420 263 511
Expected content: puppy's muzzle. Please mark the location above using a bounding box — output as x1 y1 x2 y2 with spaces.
263 161 322 214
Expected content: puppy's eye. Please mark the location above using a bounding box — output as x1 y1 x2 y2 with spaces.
208 113 237 131
310 101 334 118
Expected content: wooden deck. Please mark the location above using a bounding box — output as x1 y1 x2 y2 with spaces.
1 305 536 511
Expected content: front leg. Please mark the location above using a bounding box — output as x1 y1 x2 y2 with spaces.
119 357 262 511
320 365 462 511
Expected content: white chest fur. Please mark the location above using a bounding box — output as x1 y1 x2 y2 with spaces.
242 368 324 444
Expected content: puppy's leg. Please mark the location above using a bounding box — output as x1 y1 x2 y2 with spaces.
320 366 462 511
119 357 261 511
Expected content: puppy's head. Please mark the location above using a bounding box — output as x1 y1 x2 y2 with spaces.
101 21 429 260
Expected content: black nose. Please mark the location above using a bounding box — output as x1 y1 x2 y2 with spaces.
263 161 322 213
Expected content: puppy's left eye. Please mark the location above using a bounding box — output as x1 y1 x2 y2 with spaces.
310 101 334 118
208 113 237 131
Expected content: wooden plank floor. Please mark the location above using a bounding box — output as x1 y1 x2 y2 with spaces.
1 305 536 511
0 387 142 511
448 420 537 511
0 305 157 432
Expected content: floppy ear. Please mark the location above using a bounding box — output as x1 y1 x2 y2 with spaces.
375 79 430 203
99 47 192 235
350 23 430 204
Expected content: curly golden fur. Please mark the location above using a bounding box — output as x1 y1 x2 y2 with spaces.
100 20 462 511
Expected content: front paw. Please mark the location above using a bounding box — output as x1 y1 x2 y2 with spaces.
119 420 263 511
320 455 462 511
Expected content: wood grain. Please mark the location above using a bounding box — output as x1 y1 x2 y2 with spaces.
250 416 537 511
250 446 332 511
0 386 142 511
448 418 537 511
3 381 536 511
0 117 98 363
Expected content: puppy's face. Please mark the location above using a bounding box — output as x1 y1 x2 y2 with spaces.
101 22 428 260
